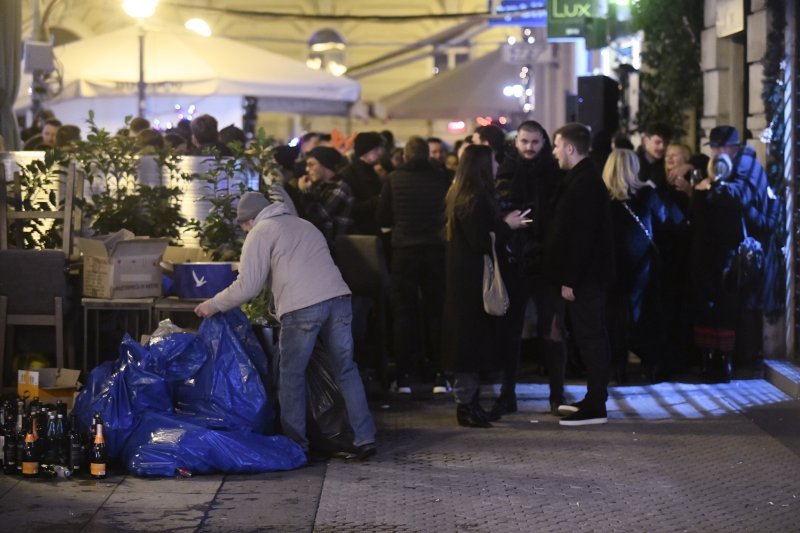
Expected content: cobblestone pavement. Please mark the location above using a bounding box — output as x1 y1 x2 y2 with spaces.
0 380 798 532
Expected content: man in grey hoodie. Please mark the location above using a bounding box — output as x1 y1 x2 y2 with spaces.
195 192 377 460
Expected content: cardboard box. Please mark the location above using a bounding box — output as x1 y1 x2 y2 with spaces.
18 368 81 409
80 229 169 299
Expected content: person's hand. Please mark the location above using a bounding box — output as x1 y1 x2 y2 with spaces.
194 300 216 318
694 177 713 191
503 209 532 230
668 163 694 180
672 175 693 196
561 285 575 301
297 175 312 192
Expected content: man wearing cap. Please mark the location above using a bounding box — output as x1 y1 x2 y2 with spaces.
194 191 377 460
693 125 772 379
297 146 354 245
340 131 385 236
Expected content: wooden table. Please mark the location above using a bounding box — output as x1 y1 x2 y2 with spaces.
82 297 153 372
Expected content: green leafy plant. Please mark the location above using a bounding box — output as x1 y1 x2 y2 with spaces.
186 128 281 261
185 128 281 322
75 112 188 241
632 0 704 138
5 148 69 249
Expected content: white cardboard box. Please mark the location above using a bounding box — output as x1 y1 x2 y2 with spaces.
80 230 169 299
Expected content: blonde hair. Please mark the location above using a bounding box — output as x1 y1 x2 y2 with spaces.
665 143 692 168
667 142 691 160
602 149 642 201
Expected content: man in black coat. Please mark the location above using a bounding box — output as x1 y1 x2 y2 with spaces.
547 122 614 426
341 132 385 235
492 120 563 417
377 136 451 393
636 123 670 190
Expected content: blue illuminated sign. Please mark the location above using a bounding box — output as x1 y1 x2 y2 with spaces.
490 1 548 27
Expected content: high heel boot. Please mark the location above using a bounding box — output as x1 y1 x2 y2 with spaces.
456 404 492 428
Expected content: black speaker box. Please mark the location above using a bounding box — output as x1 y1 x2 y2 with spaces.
577 75 620 135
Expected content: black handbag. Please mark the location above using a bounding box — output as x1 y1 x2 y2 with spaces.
734 218 764 288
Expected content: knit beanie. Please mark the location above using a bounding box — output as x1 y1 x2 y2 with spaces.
274 144 300 170
308 146 344 172
236 191 270 223
353 132 384 157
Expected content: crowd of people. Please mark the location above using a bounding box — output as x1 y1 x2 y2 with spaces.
263 119 776 433
6 109 778 453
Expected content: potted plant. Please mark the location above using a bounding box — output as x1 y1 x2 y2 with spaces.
75 113 188 242
4 148 70 250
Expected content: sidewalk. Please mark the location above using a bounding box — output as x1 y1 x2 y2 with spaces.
1 371 799 532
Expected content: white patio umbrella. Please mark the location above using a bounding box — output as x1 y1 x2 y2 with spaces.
15 24 360 130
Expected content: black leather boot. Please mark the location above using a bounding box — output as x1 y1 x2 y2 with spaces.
719 351 732 383
488 393 517 420
456 404 493 428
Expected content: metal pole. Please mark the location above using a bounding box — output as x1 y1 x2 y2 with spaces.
786 0 797 359
137 23 146 118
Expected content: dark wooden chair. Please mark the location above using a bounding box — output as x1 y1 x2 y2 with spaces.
0 250 69 386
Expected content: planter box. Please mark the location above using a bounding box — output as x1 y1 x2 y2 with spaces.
171 262 238 299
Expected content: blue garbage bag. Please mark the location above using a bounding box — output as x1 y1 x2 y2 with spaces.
72 335 173 458
173 311 273 434
125 412 305 476
72 310 293 475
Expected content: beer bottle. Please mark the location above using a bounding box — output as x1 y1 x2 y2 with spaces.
21 431 39 478
2 409 15 474
28 397 40 417
55 400 67 418
89 422 107 479
0 404 6 470
90 412 102 440
67 414 83 475
14 412 24 474
55 413 67 466
40 412 57 471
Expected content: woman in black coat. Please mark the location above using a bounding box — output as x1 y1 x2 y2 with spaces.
603 149 685 383
689 168 746 382
442 145 529 428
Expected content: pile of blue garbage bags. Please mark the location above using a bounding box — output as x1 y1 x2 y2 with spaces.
73 310 306 477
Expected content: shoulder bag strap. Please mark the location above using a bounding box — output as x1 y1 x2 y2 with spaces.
622 201 658 254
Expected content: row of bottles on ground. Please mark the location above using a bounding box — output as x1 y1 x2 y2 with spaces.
0 398 107 479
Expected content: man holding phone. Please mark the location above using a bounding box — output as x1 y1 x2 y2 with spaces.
493 120 563 419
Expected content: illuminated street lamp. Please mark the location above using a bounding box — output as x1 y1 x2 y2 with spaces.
122 0 159 117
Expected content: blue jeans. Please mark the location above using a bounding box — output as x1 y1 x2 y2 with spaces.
278 296 376 452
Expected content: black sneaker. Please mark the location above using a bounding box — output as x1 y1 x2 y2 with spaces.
559 409 608 426
432 373 452 394
556 400 583 416
549 398 566 416
354 442 377 461
392 377 412 394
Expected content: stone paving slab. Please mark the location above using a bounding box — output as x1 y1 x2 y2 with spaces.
197 463 327 532
0 379 797 532
316 397 800 533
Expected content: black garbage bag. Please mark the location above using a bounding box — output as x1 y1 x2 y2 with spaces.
305 341 356 456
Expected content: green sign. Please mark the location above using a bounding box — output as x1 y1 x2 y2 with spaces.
547 0 597 39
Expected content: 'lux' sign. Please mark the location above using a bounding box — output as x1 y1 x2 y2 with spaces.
550 0 592 18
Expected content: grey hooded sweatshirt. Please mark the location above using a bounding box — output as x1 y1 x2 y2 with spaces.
208 201 351 319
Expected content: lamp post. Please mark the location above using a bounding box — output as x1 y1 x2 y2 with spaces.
122 0 158 118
